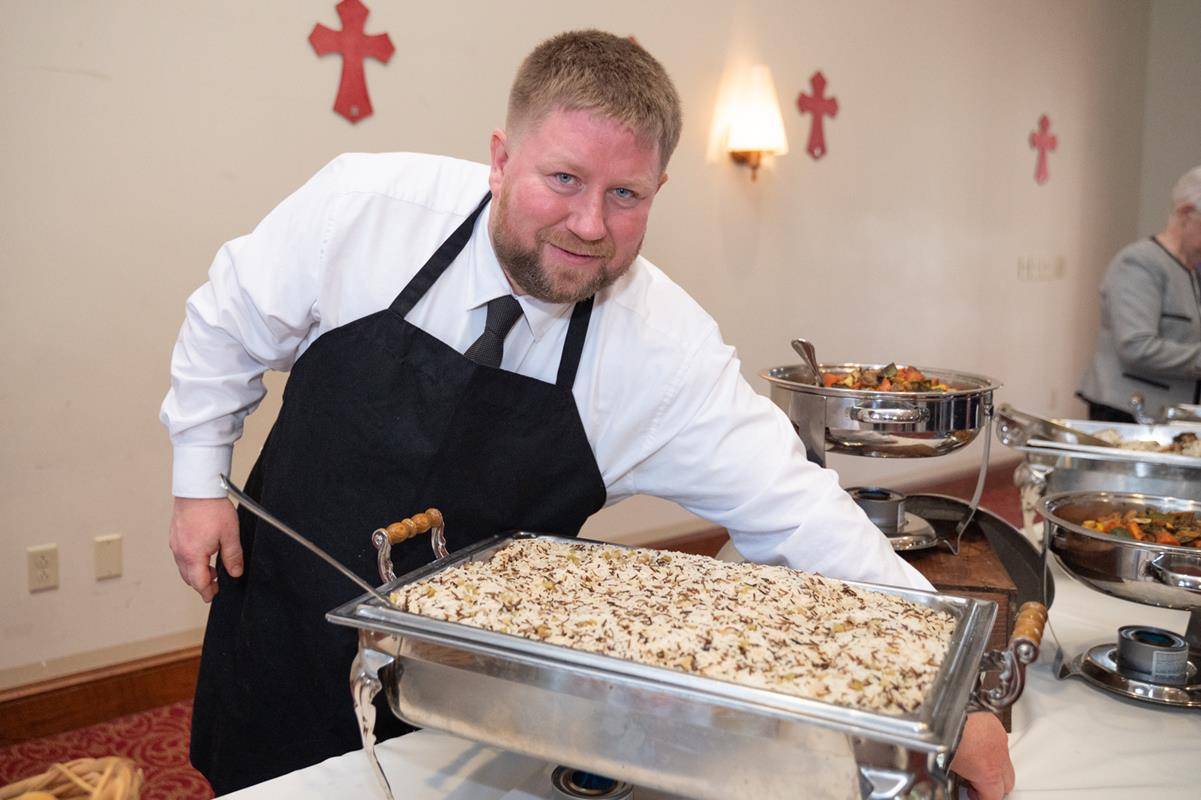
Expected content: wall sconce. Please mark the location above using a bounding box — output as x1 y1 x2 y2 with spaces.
727 64 789 181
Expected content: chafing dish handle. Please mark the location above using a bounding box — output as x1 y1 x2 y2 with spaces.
372 509 448 583
850 404 930 424
1148 554 1201 592
971 601 1048 714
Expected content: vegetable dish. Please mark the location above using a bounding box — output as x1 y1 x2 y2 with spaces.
822 363 949 392
1082 509 1201 548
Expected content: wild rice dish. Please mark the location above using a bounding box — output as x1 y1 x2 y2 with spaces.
393 538 956 715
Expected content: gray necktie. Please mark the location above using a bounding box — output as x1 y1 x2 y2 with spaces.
464 295 523 368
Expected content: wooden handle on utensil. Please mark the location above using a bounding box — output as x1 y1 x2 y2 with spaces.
384 509 444 545
1011 601 1048 649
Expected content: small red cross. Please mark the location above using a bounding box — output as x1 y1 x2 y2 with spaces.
796 71 839 160
1029 114 1057 185
309 0 394 124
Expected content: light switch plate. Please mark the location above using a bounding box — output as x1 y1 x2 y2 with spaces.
95 534 123 580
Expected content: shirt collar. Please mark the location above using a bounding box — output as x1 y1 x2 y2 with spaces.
465 201 575 341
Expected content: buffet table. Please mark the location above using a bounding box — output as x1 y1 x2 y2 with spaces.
225 555 1201 800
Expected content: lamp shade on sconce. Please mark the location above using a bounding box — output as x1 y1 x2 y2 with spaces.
727 64 789 180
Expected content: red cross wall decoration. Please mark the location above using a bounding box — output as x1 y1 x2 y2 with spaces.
309 0 394 123
796 71 838 160
1029 114 1057 185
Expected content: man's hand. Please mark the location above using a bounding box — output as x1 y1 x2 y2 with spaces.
949 711 1014 800
170 497 243 602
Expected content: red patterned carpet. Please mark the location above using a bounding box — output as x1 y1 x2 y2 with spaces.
0 701 212 799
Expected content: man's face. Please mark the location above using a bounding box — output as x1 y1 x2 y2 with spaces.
488 109 667 303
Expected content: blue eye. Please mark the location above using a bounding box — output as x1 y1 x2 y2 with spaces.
554 172 574 185
613 187 634 200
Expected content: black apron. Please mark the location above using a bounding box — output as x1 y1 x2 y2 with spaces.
190 193 607 794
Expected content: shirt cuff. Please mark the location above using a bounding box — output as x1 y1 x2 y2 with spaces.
172 445 235 498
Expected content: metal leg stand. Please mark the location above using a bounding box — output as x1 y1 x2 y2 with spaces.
947 404 995 555
351 643 398 800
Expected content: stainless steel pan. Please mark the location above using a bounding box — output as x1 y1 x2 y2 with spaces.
1039 491 1201 610
219 478 1045 800
330 533 1046 800
762 364 999 459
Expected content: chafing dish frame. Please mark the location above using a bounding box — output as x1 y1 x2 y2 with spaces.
329 532 1009 800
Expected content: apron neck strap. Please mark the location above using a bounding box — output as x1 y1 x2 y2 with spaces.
388 189 594 391
390 192 492 318
556 296 594 389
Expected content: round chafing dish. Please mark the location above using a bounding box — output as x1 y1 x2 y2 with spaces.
1039 491 1201 611
761 363 1000 459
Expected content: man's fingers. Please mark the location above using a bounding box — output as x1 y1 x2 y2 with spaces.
220 526 245 578
176 554 218 602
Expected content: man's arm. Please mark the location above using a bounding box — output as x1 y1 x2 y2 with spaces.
161 158 343 598
621 328 1012 793
950 712 1015 800
617 325 930 589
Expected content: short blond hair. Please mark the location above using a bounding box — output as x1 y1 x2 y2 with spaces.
507 30 683 171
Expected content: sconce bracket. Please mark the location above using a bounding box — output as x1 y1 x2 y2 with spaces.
729 150 763 180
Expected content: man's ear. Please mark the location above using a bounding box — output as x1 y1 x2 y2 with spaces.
489 128 510 196
657 172 669 191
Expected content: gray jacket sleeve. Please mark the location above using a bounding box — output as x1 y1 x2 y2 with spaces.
1104 252 1201 378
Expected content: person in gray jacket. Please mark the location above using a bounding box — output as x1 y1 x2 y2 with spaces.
1078 165 1201 422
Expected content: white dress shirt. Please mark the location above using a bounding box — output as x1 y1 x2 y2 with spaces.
161 152 931 590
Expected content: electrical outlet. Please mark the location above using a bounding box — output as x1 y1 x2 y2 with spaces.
27 544 59 592
95 534 123 580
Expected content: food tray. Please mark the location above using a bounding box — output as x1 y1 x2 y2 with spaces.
1021 420 1201 469
1039 491 1201 611
329 533 1000 800
762 363 998 459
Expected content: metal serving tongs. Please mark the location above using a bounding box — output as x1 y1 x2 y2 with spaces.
219 474 448 600
995 403 1113 448
219 474 447 800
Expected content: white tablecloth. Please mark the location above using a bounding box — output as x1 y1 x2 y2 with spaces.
226 556 1201 799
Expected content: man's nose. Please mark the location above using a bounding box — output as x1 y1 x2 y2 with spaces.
565 190 606 242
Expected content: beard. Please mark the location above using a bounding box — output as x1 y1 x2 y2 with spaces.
490 191 640 304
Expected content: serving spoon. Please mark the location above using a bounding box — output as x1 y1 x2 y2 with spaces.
790 338 822 385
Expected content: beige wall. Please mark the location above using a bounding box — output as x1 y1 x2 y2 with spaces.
1 0 1153 682
1137 0 1201 234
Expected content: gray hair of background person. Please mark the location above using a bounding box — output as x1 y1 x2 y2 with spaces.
1171 165 1201 211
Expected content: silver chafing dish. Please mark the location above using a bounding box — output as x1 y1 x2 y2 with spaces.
1038 491 1201 707
326 523 1047 800
762 360 1000 553
1040 491 1201 612
761 363 999 463
1000 416 1201 530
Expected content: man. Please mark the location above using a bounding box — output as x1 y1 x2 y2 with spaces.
163 30 1013 798
1078 165 1201 421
